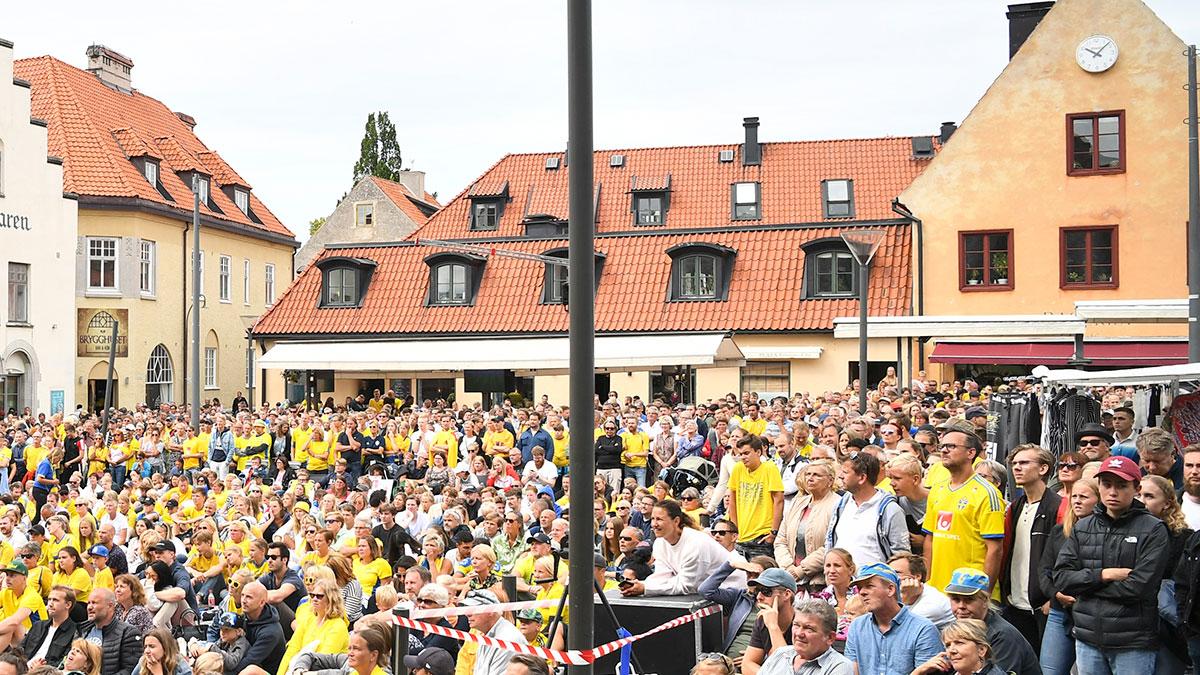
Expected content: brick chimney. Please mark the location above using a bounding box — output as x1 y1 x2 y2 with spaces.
395 170 427 201
1006 2 1054 59
85 44 134 92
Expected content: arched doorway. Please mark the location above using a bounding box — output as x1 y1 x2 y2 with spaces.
145 345 174 407
87 360 119 413
1 351 30 415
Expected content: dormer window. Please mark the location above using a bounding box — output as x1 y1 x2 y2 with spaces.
467 181 510 231
143 160 158 186
425 252 485 306
635 195 664 225
630 175 672 227
666 243 736 302
732 182 760 220
540 248 605 304
803 240 858 298
196 176 210 205
822 179 854 218
234 189 250 215
473 201 500 230
315 256 377 309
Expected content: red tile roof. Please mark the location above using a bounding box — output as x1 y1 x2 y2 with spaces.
253 224 912 336
14 55 294 240
415 137 933 241
369 176 440 227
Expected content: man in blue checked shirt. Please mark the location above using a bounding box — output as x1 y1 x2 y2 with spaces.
844 563 943 675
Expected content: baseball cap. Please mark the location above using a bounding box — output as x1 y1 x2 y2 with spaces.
152 541 175 553
404 648 455 675
294 501 311 512
89 545 110 557
462 485 479 494
459 589 499 607
526 532 551 546
1095 455 1141 482
2 561 29 576
851 563 900 588
747 568 798 593
936 419 976 436
944 567 990 596
964 408 987 421
216 612 244 629
515 608 543 623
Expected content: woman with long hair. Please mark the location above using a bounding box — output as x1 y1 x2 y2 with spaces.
63 639 103 675
1053 451 1088 520
775 461 839 587
416 535 453 579
1140 474 1193 675
52 546 91 622
131 628 187 675
143 560 180 629
601 516 625 564
353 537 392 601
75 515 99 560
797 547 857 647
113 574 154 636
1038 477 1099 675
276 579 350 675
326 555 365 623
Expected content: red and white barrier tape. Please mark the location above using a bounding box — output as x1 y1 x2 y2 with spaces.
394 603 719 665
410 597 564 619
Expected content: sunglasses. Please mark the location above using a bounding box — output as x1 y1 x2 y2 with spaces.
1060 462 1081 470
1078 439 1105 447
20 553 36 559
417 598 438 606
713 530 736 536
304 577 316 584
310 593 326 600
266 554 283 561
618 536 634 541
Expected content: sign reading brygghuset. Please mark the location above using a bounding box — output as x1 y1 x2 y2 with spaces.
77 308 129 357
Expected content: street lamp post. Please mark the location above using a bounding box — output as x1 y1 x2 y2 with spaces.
841 230 885 415
191 177 202 431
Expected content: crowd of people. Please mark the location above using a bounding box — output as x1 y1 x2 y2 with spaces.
0 372 1195 675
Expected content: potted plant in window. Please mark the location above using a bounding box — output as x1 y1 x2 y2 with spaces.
966 269 983 286
990 252 1009 285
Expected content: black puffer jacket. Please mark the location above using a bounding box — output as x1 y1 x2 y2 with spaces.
75 618 143 675
1175 529 1200 636
1052 500 1169 650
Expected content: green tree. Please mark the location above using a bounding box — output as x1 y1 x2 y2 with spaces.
352 111 404 182
309 216 326 236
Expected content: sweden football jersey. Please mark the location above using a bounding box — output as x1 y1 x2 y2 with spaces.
922 473 1005 594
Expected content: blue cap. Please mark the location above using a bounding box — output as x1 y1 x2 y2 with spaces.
88 545 109 557
216 612 243 629
945 567 990 596
851 563 900 588
747 568 797 593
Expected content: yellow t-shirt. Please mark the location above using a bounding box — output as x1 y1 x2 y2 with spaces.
385 434 410 455
484 429 515 457
27 567 53 601
93 567 114 591
0 541 14 568
620 431 650 468
0 585 47 630
181 437 205 470
921 474 1006 597
306 440 332 472
740 417 768 437
276 607 349 675
432 429 459 468
550 430 570 469
291 428 313 465
368 398 386 413
728 460 784 541
188 550 222 575
25 444 48 473
236 432 272 472
353 557 392 594
52 567 92 603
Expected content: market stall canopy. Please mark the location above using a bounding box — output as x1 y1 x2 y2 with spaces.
1033 363 1200 387
832 315 1085 339
257 333 744 373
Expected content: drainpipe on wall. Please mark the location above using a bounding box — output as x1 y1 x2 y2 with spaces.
891 199 925 370
181 224 189 407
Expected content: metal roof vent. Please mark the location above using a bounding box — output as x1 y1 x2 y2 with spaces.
545 157 561 170
911 136 935 159
718 149 735 163
609 154 625 167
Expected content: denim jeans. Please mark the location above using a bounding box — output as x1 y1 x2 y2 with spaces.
110 464 127 488
624 466 647 488
1075 640 1155 675
1039 607 1076 675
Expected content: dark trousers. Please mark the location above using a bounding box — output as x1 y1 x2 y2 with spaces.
1002 603 1046 655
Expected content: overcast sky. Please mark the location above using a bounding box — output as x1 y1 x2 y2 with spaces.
7 1 1199 241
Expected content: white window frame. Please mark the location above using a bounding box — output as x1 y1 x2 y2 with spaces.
8 262 29 324
86 236 120 294
234 189 250 215
196 176 210 206
218 255 232 302
243 259 251 305
204 347 217 389
139 240 156 298
265 263 276 306
355 203 375 226
143 160 158 187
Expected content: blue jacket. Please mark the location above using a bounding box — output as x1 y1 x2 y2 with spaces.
517 428 555 465
208 429 234 463
699 561 756 652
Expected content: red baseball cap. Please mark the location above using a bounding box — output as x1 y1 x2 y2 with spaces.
1095 455 1141 482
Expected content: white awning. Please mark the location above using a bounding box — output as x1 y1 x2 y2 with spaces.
1034 363 1200 386
739 346 823 360
1073 299 1187 323
258 333 744 373
833 315 1086 339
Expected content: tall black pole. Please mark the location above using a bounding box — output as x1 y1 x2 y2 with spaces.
1188 45 1200 361
191 179 202 430
858 261 869 414
98 320 118 442
566 0 595 673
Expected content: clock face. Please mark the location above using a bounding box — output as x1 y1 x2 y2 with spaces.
1076 34 1118 73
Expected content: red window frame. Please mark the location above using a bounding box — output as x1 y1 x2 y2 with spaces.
1059 225 1118 289
958 229 1014 291
1066 111 1125 176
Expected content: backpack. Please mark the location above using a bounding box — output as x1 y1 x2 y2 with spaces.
827 491 900 560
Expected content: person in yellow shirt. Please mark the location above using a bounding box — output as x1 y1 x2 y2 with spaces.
306 428 333 487
367 389 386 413
235 421 271 473
740 404 768 437
483 417 515 459
0 561 47 651
182 423 209 473
432 414 460 469
275 579 349 675
619 416 650 487
87 546 114 591
727 435 784 554
51 546 91 622
19 546 53 602
186 532 225 600
291 419 314 468
44 517 79 566
352 538 392 600
548 420 570 471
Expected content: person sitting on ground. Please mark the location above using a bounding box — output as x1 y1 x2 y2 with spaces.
130 628 188 675
21 586 77 669
889 553 955 629
61 638 103 675
231 582 286 675
285 623 395 675
75 588 143 675
503 654 550 675
404 646 456 675
187 611 249 672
